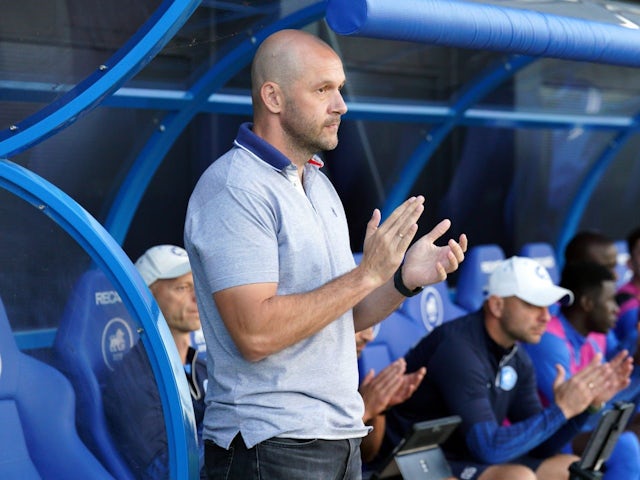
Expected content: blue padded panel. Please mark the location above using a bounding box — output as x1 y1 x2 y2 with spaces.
326 0 640 68
0 296 112 479
399 281 468 334
54 269 136 480
455 244 505 312
371 310 426 362
519 242 559 285
0 403 39 479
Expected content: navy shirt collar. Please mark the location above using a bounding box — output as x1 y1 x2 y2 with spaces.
234 122 324 171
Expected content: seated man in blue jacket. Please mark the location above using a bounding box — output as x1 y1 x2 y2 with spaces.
103 245 207 479
374 256 632 480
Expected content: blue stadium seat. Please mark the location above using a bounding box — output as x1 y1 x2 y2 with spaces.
0 294 113 479
358 344 393 381
399 280 468 334
53 269 137 480
519 242 559 285
455 244 506 312
357 310 426 382
615 240 632 288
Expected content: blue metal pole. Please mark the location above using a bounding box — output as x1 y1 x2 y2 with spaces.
0 0 201 158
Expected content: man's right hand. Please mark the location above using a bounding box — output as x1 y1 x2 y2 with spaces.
552 354 612 419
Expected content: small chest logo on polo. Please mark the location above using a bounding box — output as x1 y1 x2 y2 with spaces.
101 317 135 370
497 365 518 391
421 287 443 333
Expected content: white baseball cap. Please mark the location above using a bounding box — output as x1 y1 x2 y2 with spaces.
135 245 191 286
487 256 574 307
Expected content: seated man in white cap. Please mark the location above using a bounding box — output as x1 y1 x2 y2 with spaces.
103 245 206 479
371 256 633 480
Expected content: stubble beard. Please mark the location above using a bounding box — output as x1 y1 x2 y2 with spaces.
281 106 339 157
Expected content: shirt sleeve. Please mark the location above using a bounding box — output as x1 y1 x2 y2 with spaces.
429 338 580 464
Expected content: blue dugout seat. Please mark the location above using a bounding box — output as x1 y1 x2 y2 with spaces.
0 294 113 479
455 244 505 312
399 280 468 334
519 242 559 285
358 310 424 382
615 240 632 288
53 269 137 480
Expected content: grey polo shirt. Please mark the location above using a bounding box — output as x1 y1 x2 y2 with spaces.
184 123 368 449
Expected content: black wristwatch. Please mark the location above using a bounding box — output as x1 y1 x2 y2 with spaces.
393 263 424 297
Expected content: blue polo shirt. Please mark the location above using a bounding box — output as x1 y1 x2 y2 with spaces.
185 123 368 449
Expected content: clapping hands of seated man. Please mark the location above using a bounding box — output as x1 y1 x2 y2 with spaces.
360 358 426 424
553 351 633 420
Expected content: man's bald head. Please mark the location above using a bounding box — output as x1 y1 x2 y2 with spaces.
251 29 337 103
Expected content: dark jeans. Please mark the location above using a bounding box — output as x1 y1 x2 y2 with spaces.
203 435 362 480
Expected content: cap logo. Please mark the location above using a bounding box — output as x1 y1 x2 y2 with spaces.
170 246 188 258
534 264 550 281
101 317 135 371
421 287 443 333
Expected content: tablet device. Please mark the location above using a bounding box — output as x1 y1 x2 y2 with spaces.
574 402 635 474
374 415 461 479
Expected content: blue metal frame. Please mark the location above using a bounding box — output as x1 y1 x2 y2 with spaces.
0 159 199 479
381 54 536 218
2 81 637 130
0 0 201 159
104 1 327 244
326 0 640 68
555 123 640 268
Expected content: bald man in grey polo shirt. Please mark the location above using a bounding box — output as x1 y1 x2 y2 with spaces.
185 28 467 480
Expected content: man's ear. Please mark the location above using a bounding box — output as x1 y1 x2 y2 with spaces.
579 293 594 313
260 82 283 114
486 295 504 318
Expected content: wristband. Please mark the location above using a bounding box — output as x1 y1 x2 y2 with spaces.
393 263 424 297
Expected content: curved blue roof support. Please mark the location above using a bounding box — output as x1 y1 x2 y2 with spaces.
0 0 201 159
0 159 199 479
104 1 326 244
326 0 640 68
555 124 640 269
381 54 536 218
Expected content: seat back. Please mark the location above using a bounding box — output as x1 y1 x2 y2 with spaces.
0 295 113 479
519 242 559 284
399 280 468 335
53 269 137 480
455 244 505 312
357 310 426 382
615 240 632 288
